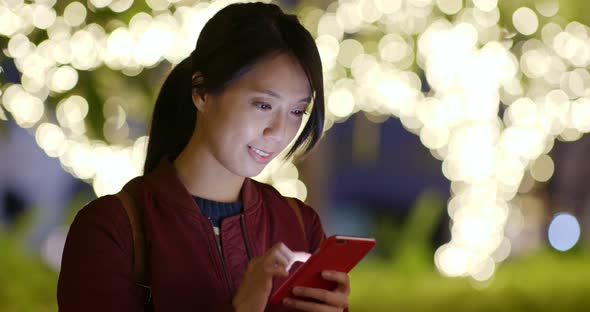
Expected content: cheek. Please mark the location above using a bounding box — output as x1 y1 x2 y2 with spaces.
222 120 260 147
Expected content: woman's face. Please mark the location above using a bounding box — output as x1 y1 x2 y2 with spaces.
193 52 312 178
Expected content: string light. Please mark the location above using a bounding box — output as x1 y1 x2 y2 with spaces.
0 0 584 280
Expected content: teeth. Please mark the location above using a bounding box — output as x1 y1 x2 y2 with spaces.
251 147 270 157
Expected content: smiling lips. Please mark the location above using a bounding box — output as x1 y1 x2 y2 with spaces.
248 145 273 164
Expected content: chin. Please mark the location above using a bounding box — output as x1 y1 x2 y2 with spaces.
232 164 266 178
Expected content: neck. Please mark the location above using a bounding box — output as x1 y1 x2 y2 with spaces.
173 134 244 203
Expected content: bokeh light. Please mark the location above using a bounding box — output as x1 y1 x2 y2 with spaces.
529 154 554 182
513 7 538 36
548 213 581 252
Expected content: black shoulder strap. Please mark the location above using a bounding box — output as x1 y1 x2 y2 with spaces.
115 188 153 309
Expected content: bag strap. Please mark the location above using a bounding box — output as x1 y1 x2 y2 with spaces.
115 190 152 307
285 197 306 242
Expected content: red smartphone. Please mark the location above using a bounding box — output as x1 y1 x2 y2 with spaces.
269 235 376 305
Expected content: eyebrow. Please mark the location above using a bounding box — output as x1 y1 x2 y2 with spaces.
253 89 312 104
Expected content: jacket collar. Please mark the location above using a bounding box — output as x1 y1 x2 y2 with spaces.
143 156 262 215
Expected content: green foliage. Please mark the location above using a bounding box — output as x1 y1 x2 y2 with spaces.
392 190 446 275
0 234 58 312
372 190 447 274
349 250 590 311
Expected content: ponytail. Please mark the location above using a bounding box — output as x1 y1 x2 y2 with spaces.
143 57 195 174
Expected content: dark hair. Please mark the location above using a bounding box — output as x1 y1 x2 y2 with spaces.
144 2 325 173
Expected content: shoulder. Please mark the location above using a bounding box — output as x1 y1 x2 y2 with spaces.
75 195 124 223
68 194 131 251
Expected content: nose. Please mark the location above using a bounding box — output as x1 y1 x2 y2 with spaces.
263 114 287 143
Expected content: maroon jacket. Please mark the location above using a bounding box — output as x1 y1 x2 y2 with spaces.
57 158 327 311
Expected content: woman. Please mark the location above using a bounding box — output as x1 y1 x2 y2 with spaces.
57 2 350 311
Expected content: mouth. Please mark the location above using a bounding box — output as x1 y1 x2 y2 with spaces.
247 145 274 164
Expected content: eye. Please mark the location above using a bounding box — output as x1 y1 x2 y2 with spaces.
291 109 308 116
255 102 272 110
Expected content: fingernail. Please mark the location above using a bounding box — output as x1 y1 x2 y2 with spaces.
283 298 291 305
322 271 331 277
292 287 302 294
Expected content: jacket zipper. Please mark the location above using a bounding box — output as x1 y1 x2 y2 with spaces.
208 217 233 301
240 214 253 260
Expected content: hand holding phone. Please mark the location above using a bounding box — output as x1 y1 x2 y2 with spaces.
270 235 376 305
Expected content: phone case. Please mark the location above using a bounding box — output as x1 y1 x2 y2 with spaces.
269 235 376 305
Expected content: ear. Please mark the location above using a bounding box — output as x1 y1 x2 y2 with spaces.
191 71 208 113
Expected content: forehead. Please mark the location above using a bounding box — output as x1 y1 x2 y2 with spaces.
232 53 312 97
